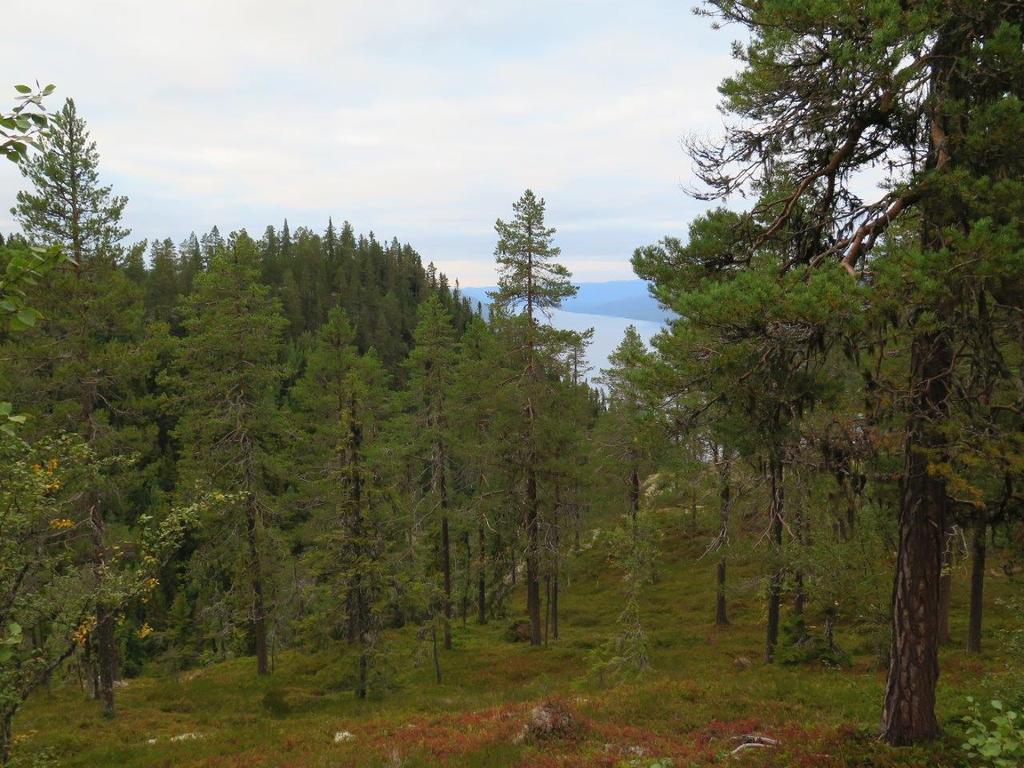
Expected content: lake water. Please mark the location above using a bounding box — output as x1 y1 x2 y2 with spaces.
547 309 664 382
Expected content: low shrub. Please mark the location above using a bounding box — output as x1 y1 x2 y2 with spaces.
260 687 292 718
776 617 851 668
961 697 1024 768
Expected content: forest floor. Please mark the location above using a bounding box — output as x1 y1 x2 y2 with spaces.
11 507 1022 767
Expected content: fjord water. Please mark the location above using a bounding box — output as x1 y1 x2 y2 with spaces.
547 308 663 380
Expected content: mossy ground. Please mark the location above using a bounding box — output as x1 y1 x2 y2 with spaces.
11 507 1020 767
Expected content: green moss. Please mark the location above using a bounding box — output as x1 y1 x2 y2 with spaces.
11 517 1020 767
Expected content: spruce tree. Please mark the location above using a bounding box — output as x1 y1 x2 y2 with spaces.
403 295 459 650
290 307 395 697
166 231 287 676
146 238 179 325
449 316 505 625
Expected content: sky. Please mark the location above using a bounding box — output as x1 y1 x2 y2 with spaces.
0 1 741 286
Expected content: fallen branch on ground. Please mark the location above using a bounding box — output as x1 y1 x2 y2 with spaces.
730 734 778 757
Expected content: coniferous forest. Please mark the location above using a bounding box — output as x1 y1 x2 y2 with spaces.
1 3 1024 767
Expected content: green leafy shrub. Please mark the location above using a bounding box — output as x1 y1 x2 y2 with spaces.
961 697 1024 768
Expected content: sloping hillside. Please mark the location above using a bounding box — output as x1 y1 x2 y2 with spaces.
12 505 1015 768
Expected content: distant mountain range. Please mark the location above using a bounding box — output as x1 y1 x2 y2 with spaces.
460 279 670 323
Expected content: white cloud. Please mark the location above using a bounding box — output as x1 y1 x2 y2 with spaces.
0 1 740 282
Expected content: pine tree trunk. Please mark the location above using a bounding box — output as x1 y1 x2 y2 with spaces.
441 514 452 651
353 574 369 699
794 505 806 617
348 393 369 698
551 568 559 641
89 502 117 717
477 523 487 625
882 332 949 745
431 621 442 684
716 450 730 626
95 605 117 718
843 472 858 538
967 514 986 653
881 21 966 743
357 644 368 700
552 511 560 641
544 576 551 644
346 591 358 646
437 441 452 651
765 454 784 663
629 466 640 526
245 496 269 676
461 530 471 627
526 465 542 646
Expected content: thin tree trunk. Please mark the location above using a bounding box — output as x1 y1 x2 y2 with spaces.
357 645 368 700
716 449 731 626
629 466 640 525
461 531 470 627
348 393 369 699
967 514 986 653
551 570 559 641
544 575 551 645
346 591 358 646
245 496 269 676
477 523 487 625
95 605 116 718
552 509 560 641
765 453 784 663
526 466 542 646
793 505 806 617
441 514 452 650
437 442 452 651
524 241 542 647
882 332 949 745
89 502 116 717
843 471 858 537
431 621 442 683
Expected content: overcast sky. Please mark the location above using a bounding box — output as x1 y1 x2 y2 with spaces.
0 1 739 286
